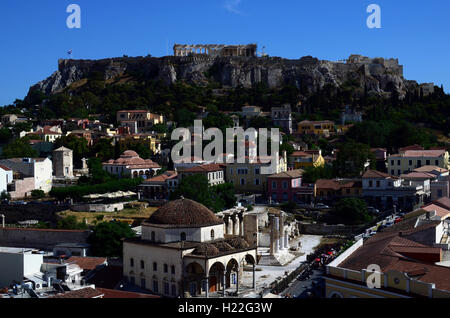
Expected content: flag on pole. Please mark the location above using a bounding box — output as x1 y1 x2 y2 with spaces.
67 49 73 55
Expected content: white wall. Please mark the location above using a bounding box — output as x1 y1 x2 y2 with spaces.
142 224 224 243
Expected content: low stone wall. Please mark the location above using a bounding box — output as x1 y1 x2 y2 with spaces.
299 223 364 237
0 204 69 225
0 228 91 250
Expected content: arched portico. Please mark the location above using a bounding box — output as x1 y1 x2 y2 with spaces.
184 262 205 297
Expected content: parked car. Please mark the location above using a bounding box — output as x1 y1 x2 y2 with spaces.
394 217 403 224
315 203 330 209
367 206 380 214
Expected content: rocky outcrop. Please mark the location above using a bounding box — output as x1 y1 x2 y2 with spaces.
29 54 430 99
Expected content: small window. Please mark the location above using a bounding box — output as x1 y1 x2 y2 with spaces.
130 258 134 267
180 232 186 241
141 278 146 289
153 280 158 293
151 231 156 241
171 266 175 275
211 229 215 240
141 260 145 269
153 262 158 271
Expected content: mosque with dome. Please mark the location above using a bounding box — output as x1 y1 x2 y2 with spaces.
123 198 258 298
102 150 161 179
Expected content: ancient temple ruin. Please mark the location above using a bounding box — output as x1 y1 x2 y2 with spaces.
173 44 257 57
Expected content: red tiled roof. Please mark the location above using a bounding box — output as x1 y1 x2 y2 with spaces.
66 257 107 271
179 164 225 173
362 170 398 179
49 287 104 298
422 204 450 218
391 150 446 158
338 221 450 291
0 164 11 171
434 197 450 210
96 288 160 298
142 171 178 183
269 169 304 179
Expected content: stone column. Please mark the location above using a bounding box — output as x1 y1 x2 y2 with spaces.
236 267 240 294
273 217 280 254
222 273 226 297
205 276 209 298
279 214 285 250
228 217 233 235
252 264 256 291
232 215 239 236
284 232 289 249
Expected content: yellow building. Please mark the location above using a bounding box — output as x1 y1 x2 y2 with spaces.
297 120 335 137
225 155 287 194
289 150 325 169
388 149 450 176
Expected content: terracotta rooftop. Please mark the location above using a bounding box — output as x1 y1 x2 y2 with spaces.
401 172 437 180
142 171 178 183
49 287 104 298
66 256 107 271
414 166 449 174
391 149 446 158
96 288 160 298
179 164 225 173
338 222 450 291
362 170 399 179
434 197 450 210
421 204 450 219
268 169 304 179
315 179 362 190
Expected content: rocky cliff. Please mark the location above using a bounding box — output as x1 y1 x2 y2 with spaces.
29 54 431 99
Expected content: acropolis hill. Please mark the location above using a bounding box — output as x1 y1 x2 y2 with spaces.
29 44 434 99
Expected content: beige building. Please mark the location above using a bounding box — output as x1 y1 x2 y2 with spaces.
225 155 288 194
388 149 450 176
117 110 164 134
123 199 257 298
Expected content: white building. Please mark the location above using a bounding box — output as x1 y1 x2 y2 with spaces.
0 157 53 194
123 198 258 298
0 165 13 195
0 247 44 289
178 164 225 186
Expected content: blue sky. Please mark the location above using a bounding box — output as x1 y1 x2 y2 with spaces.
0 0 449 105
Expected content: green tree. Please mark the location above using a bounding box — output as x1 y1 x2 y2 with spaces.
2 137 38 159
31 190 45 199
334 141 375 178
302 165 336 183
0 191 11 202
88 221 136 257
330 198 372 225
171 175 231 212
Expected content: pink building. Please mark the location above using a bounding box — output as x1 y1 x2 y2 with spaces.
267 169 312 203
